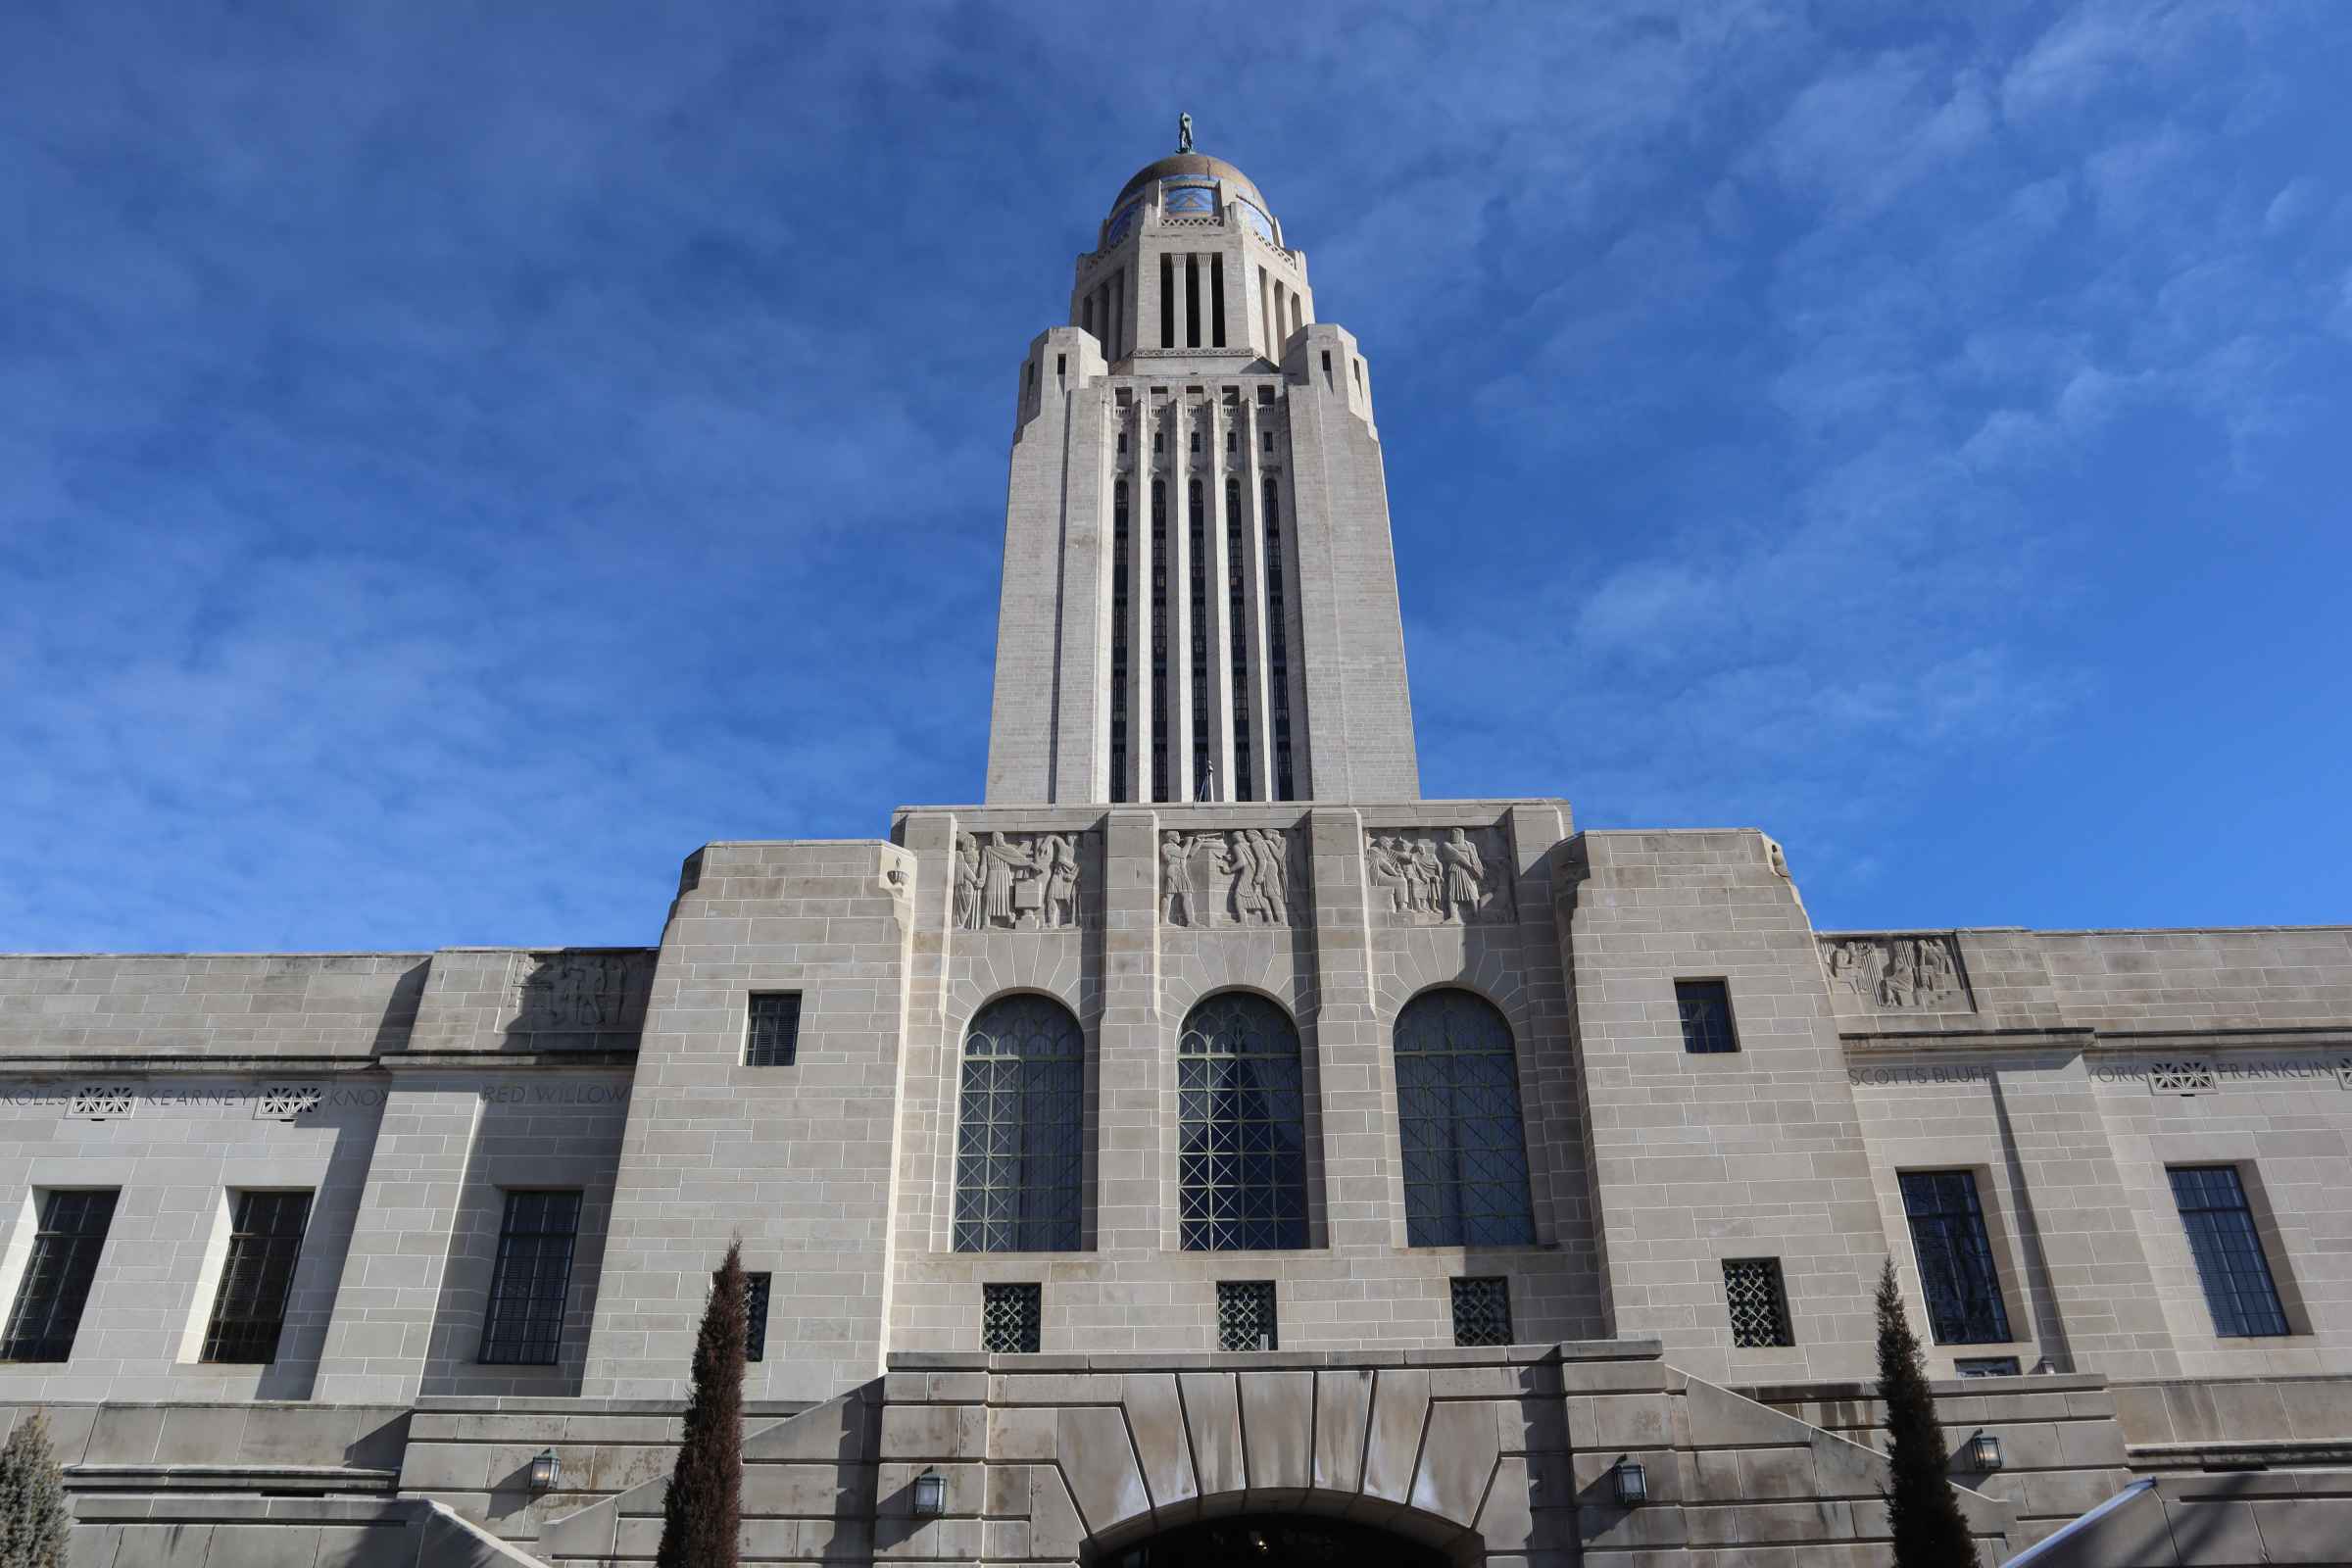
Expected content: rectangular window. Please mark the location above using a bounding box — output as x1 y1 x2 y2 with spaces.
2169 1165 2291 1338
1 1190 118 1362
479 1190 582 1365
1899 1170 2013 1346
1723 1258 1792 1348
1217 1280 1277 1351
744 1271 772 1362
1450 1277 1512 1348
201 1190 313 1363
1676 979 1738 1054
745 992 802 1067
982 1282 1042 1353
1955 1356 2022 1378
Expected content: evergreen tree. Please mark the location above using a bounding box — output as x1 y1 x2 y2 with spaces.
655 1240 748 1568
0 1410 70 1568
1877 1258 1981 1568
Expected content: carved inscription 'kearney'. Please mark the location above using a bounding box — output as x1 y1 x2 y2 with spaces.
1160 828 1303 928
1365 826 1514 926
1824 934 1969 1011
954 831 1083 932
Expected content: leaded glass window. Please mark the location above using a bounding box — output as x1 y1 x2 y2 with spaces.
1216 1280 1277 1350
1899 1170 2012 1346
478 1190 580 1365
0 1190 117 1362
201 1190 313 1363
2169 1165 2291 1338
1179 993 1308 1251
1723 1257 1792 1348
1450 1277 1513 1348
955 996 1085 1253
1395 990 1536 1247
982 1282 1042 1353
1676 980 1738 1054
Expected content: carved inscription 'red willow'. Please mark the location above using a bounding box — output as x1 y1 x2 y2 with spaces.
1824 934 1970 1011
954 831 1083 932
1365 826 1515 926
1160 828 1304 928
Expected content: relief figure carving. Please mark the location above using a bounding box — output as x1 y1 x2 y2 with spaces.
1366 826 1514 926
956 831 1083 932
1825 935 1969 1011
1160 828 1304 928
509 951 648 1032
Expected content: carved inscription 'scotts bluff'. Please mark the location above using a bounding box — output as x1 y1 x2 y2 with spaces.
4 135 2352 1566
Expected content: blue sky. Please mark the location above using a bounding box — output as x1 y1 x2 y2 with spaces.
3 0 2347 953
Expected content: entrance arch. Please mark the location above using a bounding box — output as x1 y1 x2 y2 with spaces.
1095 1512 1453 1568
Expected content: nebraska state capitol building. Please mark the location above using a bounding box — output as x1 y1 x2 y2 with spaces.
6 134 2351 1567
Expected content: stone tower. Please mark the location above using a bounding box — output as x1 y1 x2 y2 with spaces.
984 136 1421 805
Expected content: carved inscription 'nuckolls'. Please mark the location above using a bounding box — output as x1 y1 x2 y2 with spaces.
1159 828 1304 928
1823 934 1970 1011
1364 826 1514 926
954 830 1083 932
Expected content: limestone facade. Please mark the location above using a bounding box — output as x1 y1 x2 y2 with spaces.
4 141 2350 1564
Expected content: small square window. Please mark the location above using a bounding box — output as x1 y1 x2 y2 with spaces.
1450 1277 1512 1348
1217 1280 1277 1351
1723 1258 1792 1348
1055 353 1066 376
1676 980 1738 1054
1954 1356 2021 1378
745 993 802 1067
982 1283 1042 1353
742 1271 772 1362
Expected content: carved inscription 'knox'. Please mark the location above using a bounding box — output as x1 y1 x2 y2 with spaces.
1160 828 1303 928
954 831 1083 932
1824 934 1969 1011
1365 826 1514 926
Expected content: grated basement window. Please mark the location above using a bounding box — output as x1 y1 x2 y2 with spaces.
1216 1280 1277 1351
982 1283 1042 1353
745 992 803 1067
1450 1277 1513 1348
742 1271 772 1362
1676 980 1738 1054
201 1190 314 1363
1723 1258 1793 1348
478 1191 581 1365
1955 1356 2022 1378
0 1190 119 1362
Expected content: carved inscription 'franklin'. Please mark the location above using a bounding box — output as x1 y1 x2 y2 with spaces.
1365 826 1514 926
1823 934 1970 1011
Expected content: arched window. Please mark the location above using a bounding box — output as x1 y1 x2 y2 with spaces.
1395 990 1536 1247
955 995 1085 1252
1178 993 1308 1250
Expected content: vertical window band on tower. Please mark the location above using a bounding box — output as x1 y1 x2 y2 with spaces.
1185 254 1201 349
1189 476 1208 797
1210 254 1226 347
1151 476 1169 802
1110 477 1130 801
1159 254 1175 348
1225 475 1251 800
1261 474 1294 800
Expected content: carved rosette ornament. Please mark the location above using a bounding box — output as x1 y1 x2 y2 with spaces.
1363 826 1515 927
1159 827 1305 929
953 830 1085 933
1822 934 1971 1012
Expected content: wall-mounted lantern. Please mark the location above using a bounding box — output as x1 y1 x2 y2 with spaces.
528 1448 561 1492
1612 1457 1647 1507
1969 1432 2004 1472
911 1469 947 1517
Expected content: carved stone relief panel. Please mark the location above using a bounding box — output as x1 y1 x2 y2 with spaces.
1364 826 1515 927
1823 934 1971 1011
508 950 653 1034
1159 827 1305 929
953 830 1086 932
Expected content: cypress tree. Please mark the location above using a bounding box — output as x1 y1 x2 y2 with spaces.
1877 1257 1981 1568
0 1410 70 1568
656 1240 748 1568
